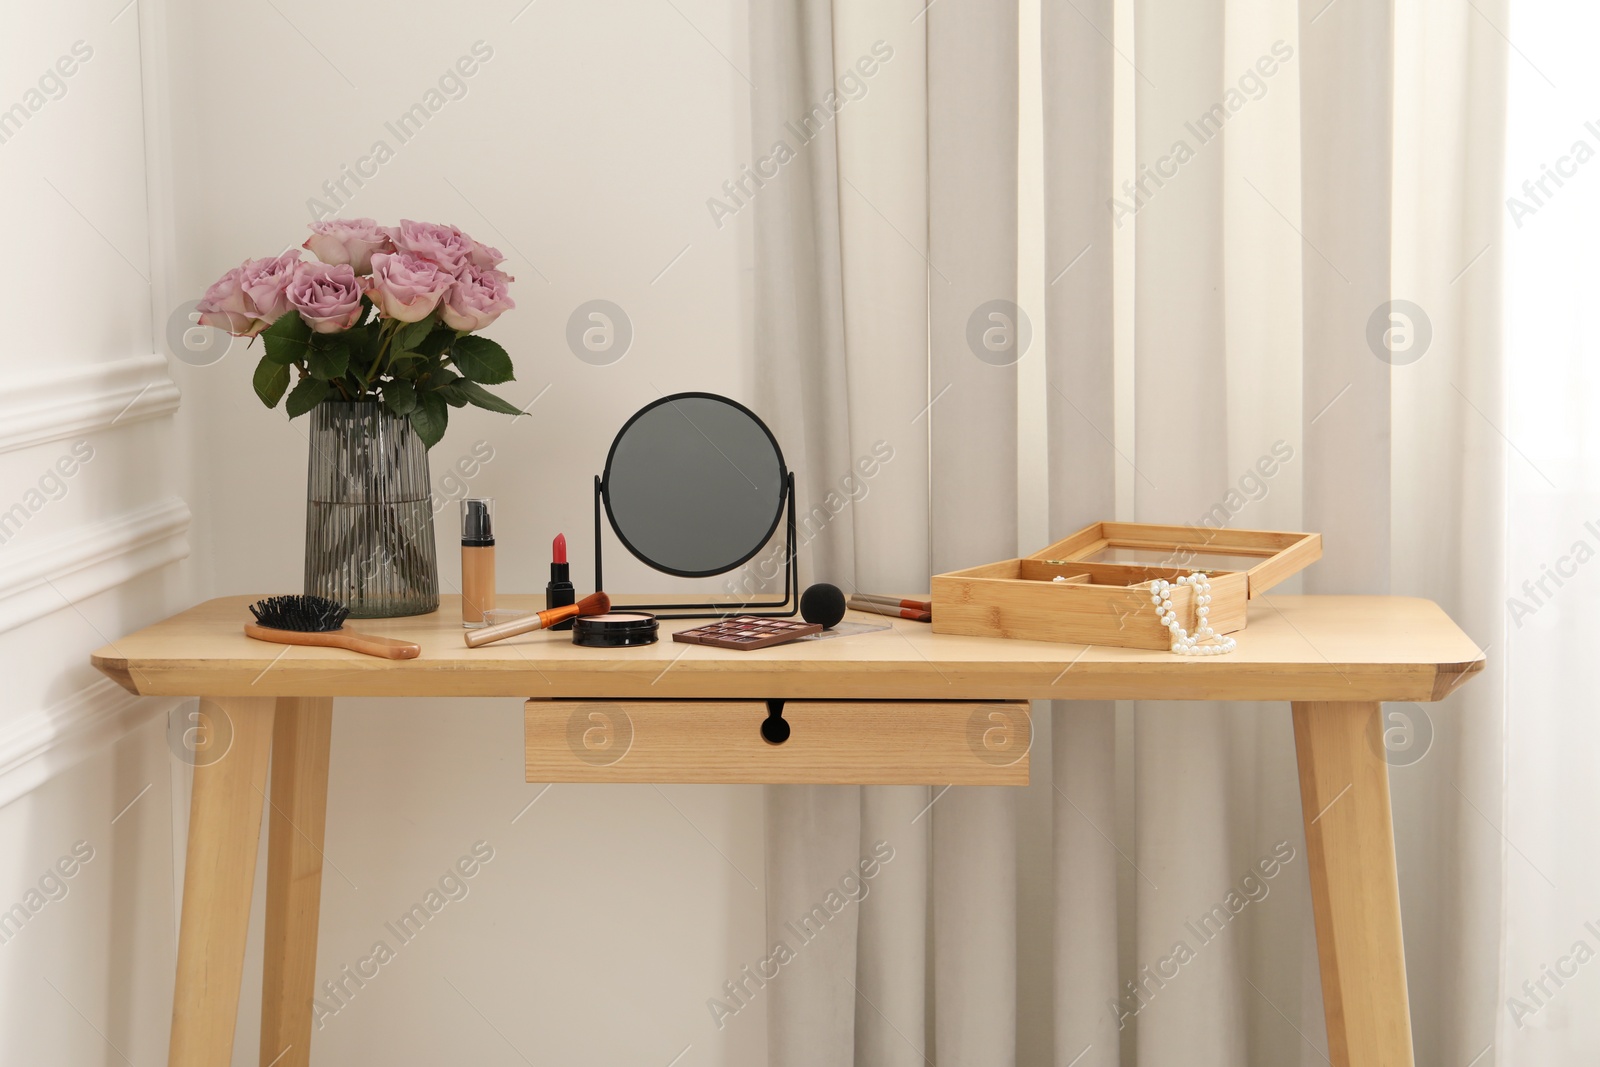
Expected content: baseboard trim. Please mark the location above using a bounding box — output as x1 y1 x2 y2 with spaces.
0 498 191 636
0 353 180 455
0 677 176 809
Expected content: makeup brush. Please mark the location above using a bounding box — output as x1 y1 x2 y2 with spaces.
849 593 933 612
245 595 422 659
463 591 612 648
846 595 932 623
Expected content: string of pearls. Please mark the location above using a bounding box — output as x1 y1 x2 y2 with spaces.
1151 572 1237 656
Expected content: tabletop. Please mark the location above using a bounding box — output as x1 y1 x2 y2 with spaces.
90 594 1484 703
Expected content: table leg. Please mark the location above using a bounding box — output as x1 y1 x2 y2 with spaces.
260 698 335 1067
169 696 276 1067
1292 701 1414 1067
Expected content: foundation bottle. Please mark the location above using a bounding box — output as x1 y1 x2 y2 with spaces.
461 498 496 628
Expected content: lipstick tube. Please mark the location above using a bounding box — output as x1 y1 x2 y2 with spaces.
547 532 576 629
461 498 496 628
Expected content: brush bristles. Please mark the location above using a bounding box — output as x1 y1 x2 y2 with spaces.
249 594 350 633
577 591 611 615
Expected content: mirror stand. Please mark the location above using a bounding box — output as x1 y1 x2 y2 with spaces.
592 473 801 619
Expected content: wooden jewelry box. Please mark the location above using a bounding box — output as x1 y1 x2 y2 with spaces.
931 522 1321 650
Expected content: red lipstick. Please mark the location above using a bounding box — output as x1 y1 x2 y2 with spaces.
547 532 575 627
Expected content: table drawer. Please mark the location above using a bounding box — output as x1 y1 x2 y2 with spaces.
525 700 1030 785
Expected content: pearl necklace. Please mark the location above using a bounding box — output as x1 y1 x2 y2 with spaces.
1150 572 1237 656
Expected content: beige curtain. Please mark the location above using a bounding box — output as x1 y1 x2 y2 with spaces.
750 0 1507 1062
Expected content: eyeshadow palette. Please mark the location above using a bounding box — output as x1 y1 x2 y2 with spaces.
672 616 823 651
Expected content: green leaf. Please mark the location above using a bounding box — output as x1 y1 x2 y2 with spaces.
261 313 312 365
252 355 291 408
285 376 331 418
417 323 456 358
383 379 417 415
454 380 524 416
361 320 383 361
410 391 448 449
392 316 434 354
451 335 515 384
438 382 470 408
306 339 351 380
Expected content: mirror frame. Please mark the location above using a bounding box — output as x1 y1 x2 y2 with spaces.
591 392 800 620
599 391 790 579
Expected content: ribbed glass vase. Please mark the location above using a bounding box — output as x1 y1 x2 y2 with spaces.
303 400 439 618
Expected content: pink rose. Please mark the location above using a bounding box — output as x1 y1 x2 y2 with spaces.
387 219 474 275
196 251 300 336
195 264 258 336
466 238 505 272
304 218 394 274
439 265 516 331
287 262 364 334
364 251 454 322
238 251 301 326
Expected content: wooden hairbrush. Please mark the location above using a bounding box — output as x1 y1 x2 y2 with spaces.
244 595 421 660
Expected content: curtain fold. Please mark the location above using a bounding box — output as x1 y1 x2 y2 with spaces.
926 1 1022 1063
749 0 855 592
1127 2 1248 1061
1041 2 1120 1063
750 0 1507 1061
1391 1 1507 1060
1298 0 1394 594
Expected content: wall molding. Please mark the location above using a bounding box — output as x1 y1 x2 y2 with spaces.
0 352 180 455
0 497 191 636
0 677 176 810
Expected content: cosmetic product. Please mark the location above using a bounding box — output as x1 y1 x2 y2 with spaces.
849 593 932 613
572 612 660 647
846 596 932 623
673 616 822 650
463 591 611 648
800 583 847 629
547 533 576 630
245 595 420 660
461 498 496 629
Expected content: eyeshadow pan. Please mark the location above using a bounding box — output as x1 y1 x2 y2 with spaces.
673 616 823 650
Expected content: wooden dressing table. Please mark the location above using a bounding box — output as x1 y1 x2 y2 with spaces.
91 592 1483 1067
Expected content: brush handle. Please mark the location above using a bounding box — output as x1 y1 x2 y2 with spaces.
850 594 933 612
463 602 579 648
846 598 932 623
244 624 421 659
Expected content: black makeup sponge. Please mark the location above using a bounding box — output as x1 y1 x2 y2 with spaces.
800 583 847 629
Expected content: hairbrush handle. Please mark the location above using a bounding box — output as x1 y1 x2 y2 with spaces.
463 602 577 648
244 624 421 659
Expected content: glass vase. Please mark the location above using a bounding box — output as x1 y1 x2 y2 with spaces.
303 400 439 618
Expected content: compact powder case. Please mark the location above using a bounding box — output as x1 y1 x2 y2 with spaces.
572 611 660 647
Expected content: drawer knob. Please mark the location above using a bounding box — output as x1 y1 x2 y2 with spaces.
760 701 790 745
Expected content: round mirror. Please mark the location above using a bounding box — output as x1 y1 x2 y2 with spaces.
602 393 788 578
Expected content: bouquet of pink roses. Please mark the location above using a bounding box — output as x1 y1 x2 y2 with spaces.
197 219 518 448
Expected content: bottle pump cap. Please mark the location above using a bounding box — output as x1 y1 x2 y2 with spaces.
461 498 494 546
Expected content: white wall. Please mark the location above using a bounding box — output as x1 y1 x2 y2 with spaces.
0 2 192 1064
3 0 771 1063
156 0 768 1064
